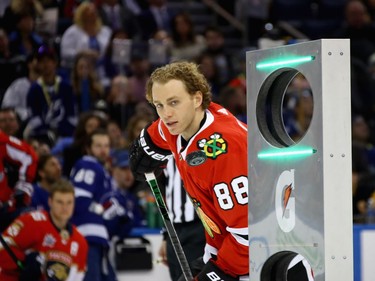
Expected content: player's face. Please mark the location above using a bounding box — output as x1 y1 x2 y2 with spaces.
49 192 75 224
0 111 19 136
41 157 62 184
152 79 203 140
89 134 110 164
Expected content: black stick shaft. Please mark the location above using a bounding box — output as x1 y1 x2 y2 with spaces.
145 172 194 281
0 233 24 270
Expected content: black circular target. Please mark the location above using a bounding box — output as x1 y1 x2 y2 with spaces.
256 68 314 148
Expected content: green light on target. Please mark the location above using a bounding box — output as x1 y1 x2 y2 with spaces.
258 147 317 160
256 56 315 70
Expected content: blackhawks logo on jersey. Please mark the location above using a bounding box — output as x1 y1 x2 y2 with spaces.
191 198 221 238
198 133 227 160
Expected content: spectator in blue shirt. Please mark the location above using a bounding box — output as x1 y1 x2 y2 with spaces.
25 45 78 145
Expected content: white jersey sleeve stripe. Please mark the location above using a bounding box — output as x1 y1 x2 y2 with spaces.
74 188 93 198
226 226 248 235
226 226 248 246
77 224 109 240
230 232 248 247
6 144 32 181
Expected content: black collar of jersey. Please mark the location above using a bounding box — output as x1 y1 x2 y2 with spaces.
181 112 207 148
48 213 73 235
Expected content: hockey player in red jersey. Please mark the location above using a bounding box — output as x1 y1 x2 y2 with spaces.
0 131 38 231
130 61 248 280
0 178 88 281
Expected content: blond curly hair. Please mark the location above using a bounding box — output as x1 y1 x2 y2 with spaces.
146 61 212 109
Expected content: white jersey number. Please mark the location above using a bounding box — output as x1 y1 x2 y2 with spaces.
74 169 95 185
213 176 248 210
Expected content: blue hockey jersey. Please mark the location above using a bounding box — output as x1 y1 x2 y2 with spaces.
100 188 145 239
31 183 50 211
26 76 78 138
70 155 114 246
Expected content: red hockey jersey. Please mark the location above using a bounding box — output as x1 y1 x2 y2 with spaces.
0 132 38 202
147 102 249 276
0 210 88 281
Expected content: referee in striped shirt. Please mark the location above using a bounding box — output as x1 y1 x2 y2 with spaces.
158 158 206 281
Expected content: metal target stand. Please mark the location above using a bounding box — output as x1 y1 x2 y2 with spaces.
247 39 353 281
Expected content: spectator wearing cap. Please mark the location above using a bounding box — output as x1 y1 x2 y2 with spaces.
24 45 78 146
104 149 145 239
111 149 135 192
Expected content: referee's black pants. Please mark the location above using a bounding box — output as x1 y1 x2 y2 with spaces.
166 219 206 281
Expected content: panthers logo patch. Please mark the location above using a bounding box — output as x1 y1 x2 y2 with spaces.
46 262 70 281
198 133 227 159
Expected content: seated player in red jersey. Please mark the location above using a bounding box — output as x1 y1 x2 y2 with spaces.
0 178 88 281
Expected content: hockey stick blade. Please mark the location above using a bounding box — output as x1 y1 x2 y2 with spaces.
145 172 194 281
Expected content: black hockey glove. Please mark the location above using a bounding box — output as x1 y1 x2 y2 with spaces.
129 124 171 181
1 181 33 213
177 259 238 281
176 256 203 281
19 252 44 281
194 260 238 281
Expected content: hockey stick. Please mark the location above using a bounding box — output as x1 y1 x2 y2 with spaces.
0 233 24 270
145 172 193 281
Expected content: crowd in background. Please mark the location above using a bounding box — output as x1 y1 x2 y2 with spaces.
0 0 248 233
0 0 375 277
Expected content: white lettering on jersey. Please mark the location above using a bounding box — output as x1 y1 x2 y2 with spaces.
7 223 22 237
206 271 224 281
30 211 48 221
140 129 170 161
